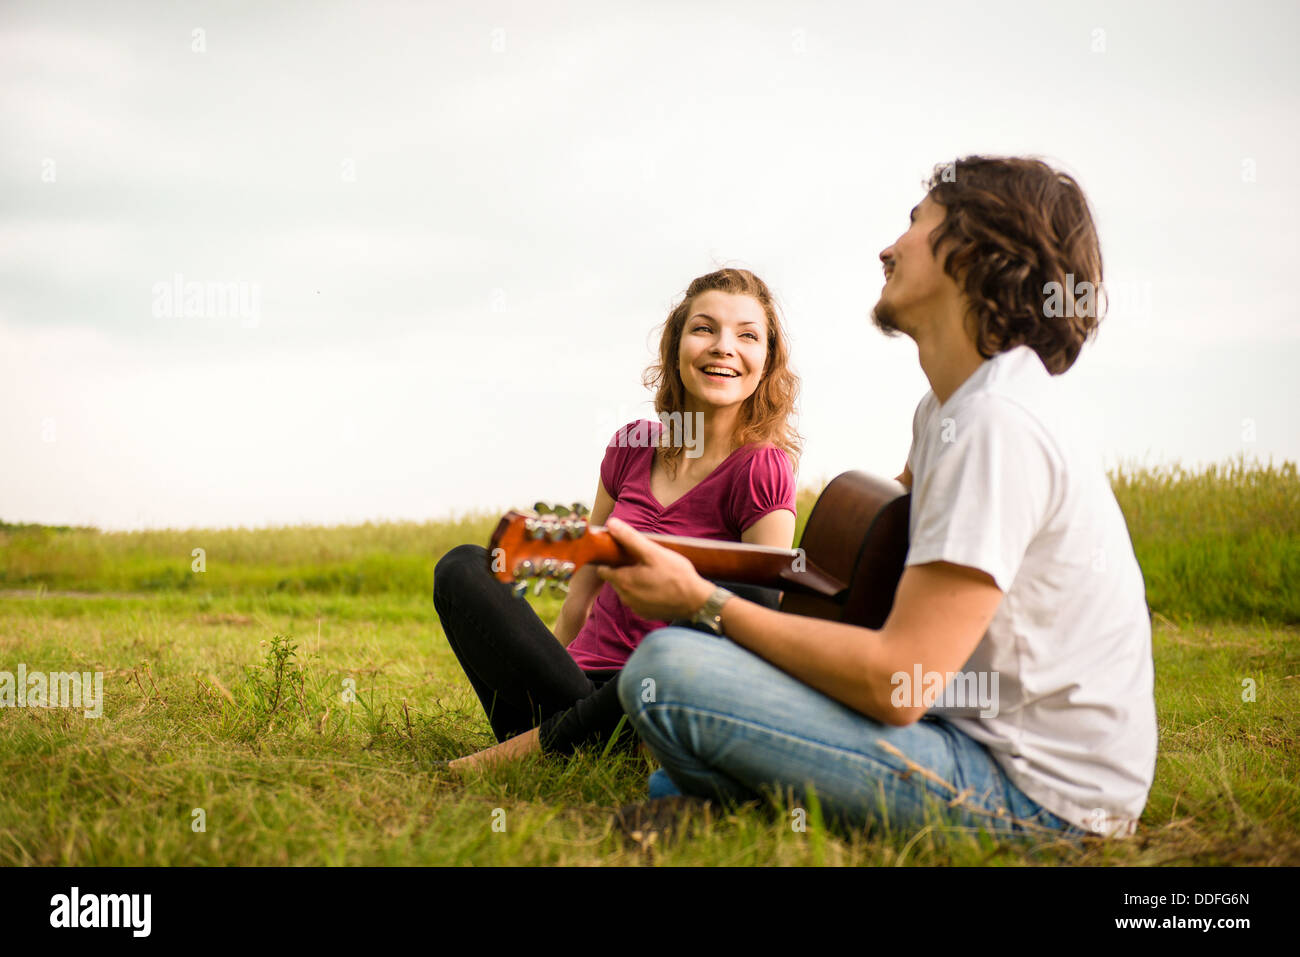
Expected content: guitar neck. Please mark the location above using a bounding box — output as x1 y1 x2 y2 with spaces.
489 511 846 599
642 533 843 596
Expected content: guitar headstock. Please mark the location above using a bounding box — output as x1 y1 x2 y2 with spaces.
488 502 595 598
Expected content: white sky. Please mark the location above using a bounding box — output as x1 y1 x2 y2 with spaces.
2 0 1297 530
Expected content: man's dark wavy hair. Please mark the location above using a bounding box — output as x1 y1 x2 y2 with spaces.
925 156 1104 374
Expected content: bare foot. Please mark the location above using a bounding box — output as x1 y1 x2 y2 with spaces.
447 726 541 773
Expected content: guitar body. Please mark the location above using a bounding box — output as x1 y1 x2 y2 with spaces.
781 471 911 629
488 470 911 629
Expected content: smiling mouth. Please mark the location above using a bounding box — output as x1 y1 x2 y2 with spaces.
701 365 741 379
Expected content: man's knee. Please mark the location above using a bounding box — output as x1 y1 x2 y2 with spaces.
617 627 736 722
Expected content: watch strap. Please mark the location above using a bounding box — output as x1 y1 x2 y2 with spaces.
690 585 735 636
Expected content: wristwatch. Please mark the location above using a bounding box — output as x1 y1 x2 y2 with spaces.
690 586 735 636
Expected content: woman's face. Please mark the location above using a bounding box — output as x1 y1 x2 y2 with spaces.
676 290 769 413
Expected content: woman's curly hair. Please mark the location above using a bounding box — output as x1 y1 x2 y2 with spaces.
644 268 802 478
925 156 1105 374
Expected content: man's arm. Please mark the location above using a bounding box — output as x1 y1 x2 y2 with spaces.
710 561 1001 725
597 518 1002 727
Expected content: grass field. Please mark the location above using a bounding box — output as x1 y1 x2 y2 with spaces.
1 458 1296 865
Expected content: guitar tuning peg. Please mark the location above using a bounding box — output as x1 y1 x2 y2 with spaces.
571 502 589 517
567 520 586 539
511 581 529 600
553 504 571 518
533 501 553 515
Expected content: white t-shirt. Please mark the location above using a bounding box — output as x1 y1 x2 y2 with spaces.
905 345 1157 837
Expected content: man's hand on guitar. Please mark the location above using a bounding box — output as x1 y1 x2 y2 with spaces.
596 518 715 621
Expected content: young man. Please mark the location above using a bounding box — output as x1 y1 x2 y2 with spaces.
600 156 1157 840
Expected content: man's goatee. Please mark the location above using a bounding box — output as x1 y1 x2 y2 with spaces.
871 300 903 337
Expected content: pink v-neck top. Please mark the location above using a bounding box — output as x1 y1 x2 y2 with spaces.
565 419 796 670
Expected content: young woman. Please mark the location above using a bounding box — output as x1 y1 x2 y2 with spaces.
432 267 802 771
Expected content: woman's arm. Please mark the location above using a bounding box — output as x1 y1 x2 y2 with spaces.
740 508 796 549
551 478 616 647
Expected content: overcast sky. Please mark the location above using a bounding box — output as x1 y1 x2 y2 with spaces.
2 0 1297 530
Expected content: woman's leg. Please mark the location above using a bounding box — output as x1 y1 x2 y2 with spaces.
618 627 1088 840
433 544 596 742
537 670 635 756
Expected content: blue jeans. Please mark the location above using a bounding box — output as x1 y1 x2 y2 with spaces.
617 627 1088 842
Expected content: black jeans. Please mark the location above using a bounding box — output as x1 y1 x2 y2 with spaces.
433 544 630 755
432 543 783 756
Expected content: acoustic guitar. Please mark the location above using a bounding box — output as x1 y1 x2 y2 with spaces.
487 471 912 629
